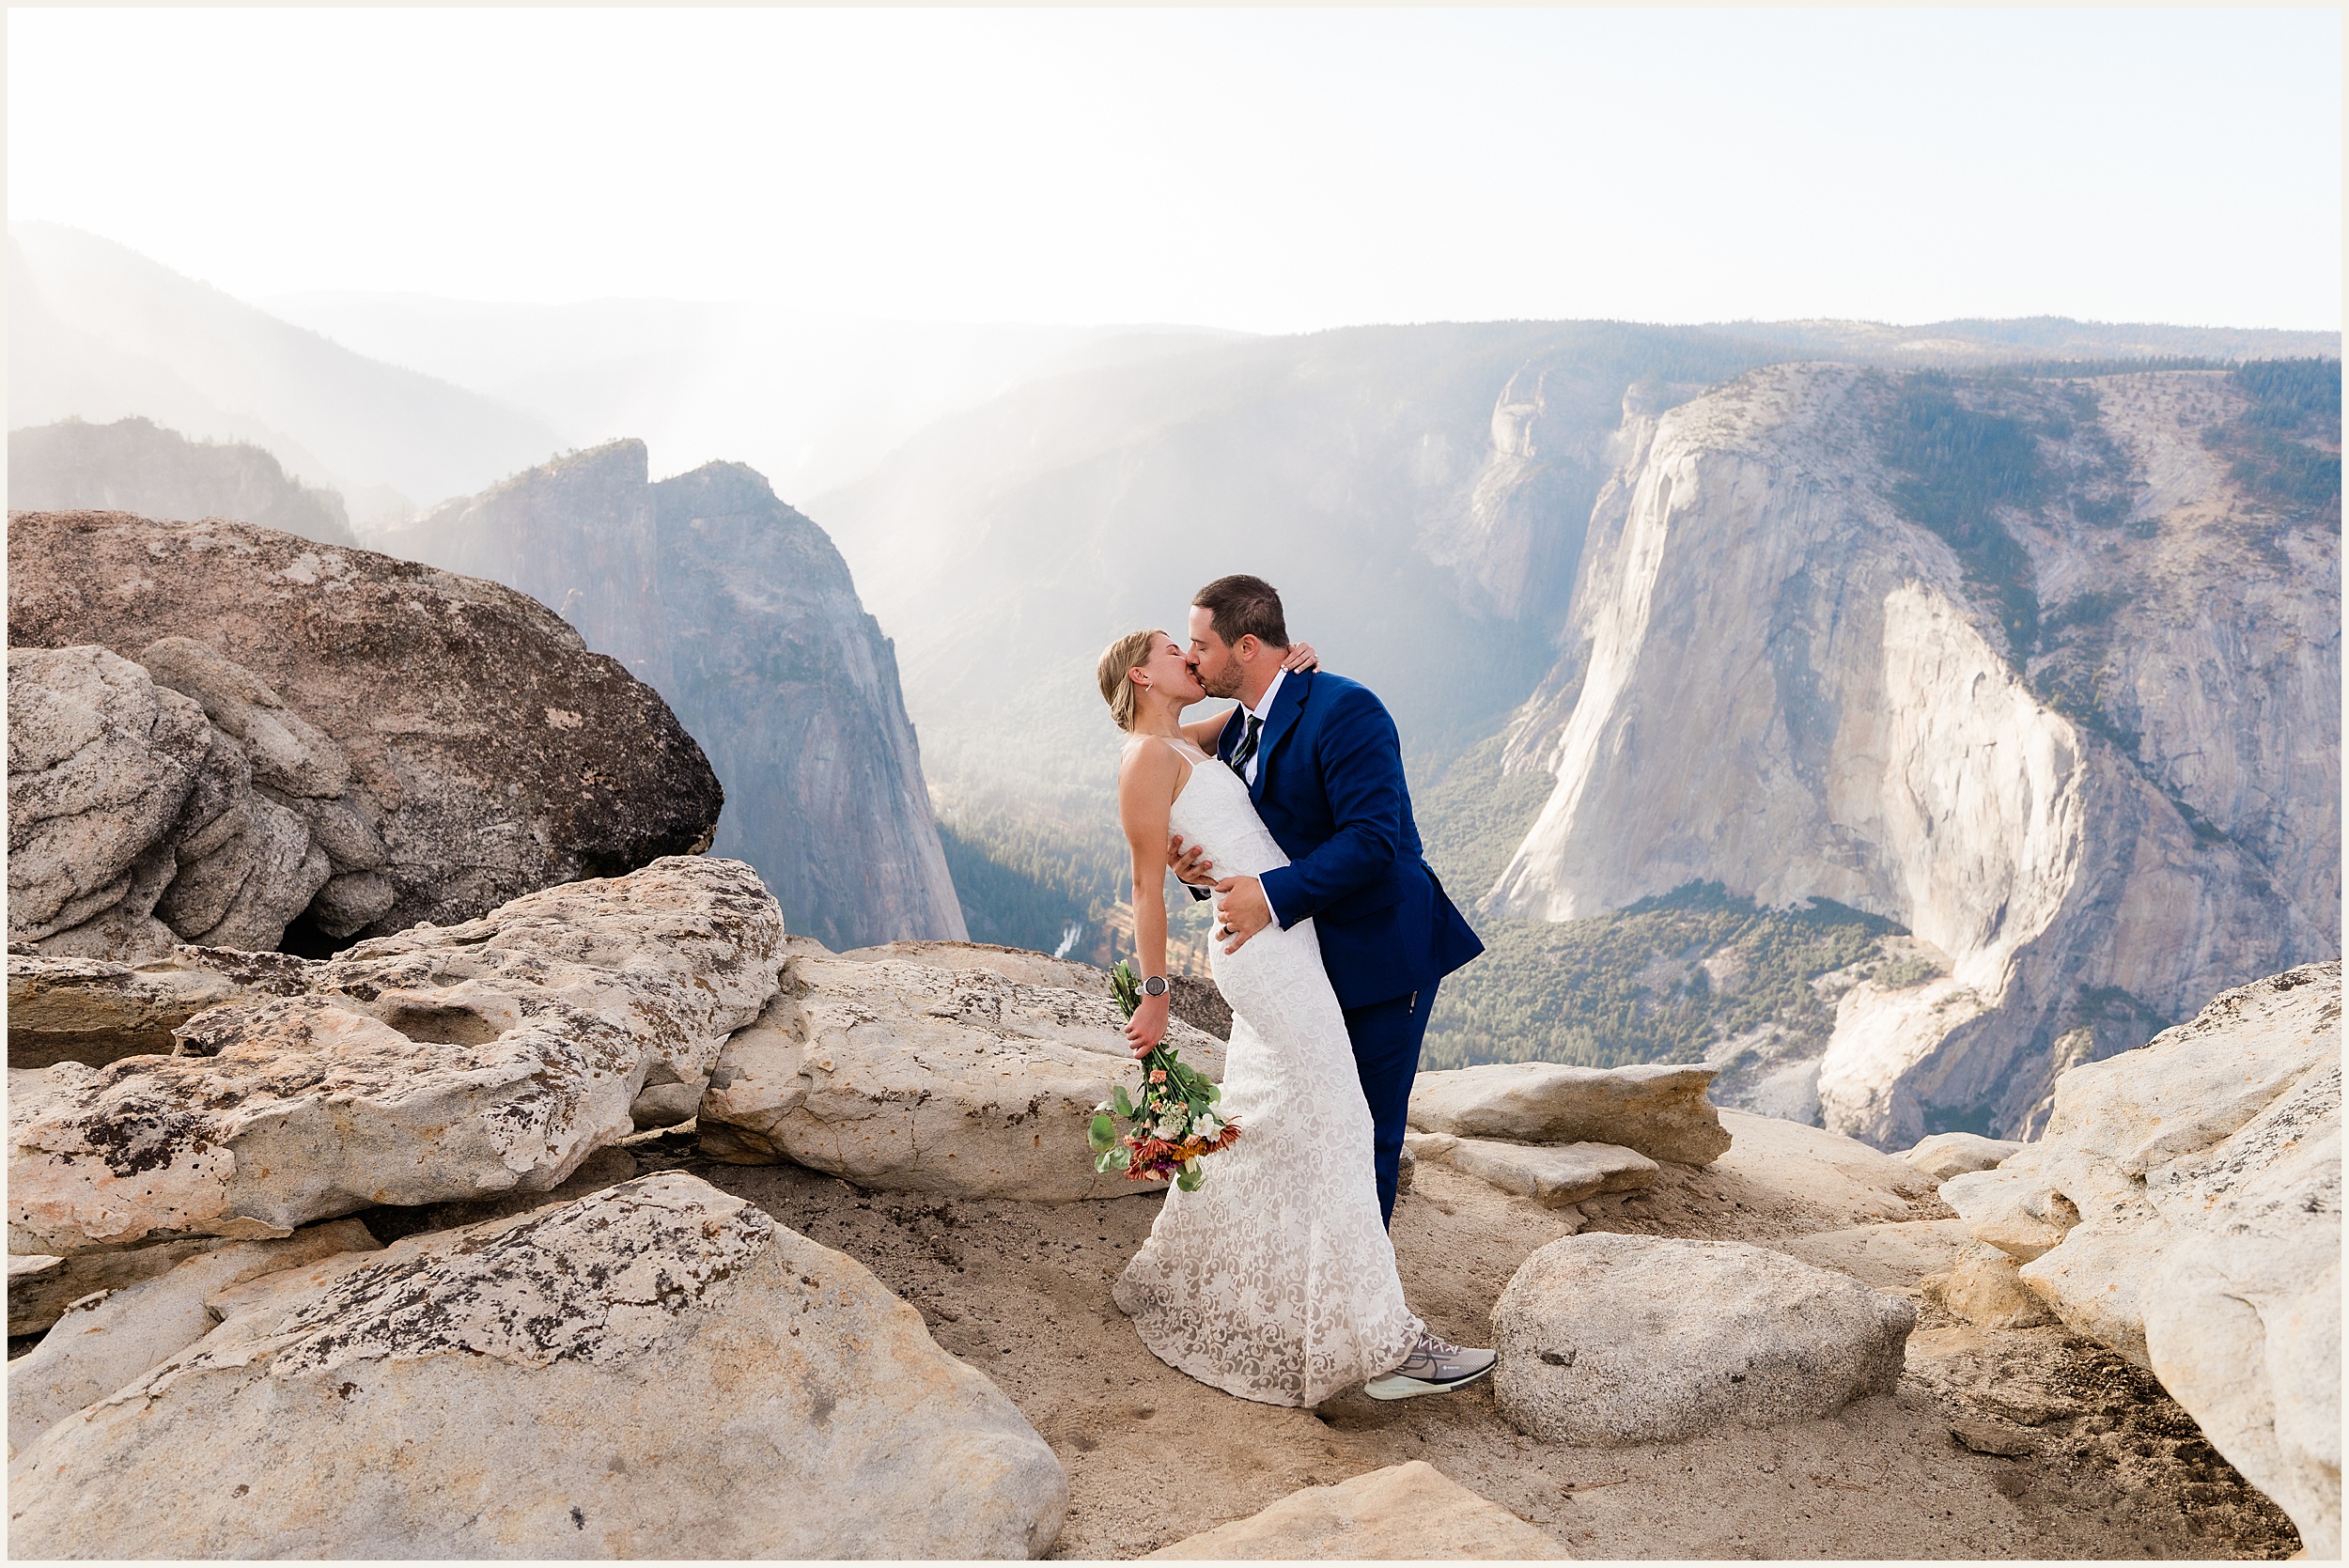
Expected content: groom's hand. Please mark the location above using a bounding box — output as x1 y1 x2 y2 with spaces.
1167 834 1216 887
1211 876 1273 954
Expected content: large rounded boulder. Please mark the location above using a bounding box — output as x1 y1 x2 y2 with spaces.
7 1172 1068 1559
1491 1232 1915 1446
7 510 723 953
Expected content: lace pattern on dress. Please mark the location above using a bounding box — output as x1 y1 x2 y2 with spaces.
1112 749 1421 1405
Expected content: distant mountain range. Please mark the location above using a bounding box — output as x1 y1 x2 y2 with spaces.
8 224 564 519
8 418 355 547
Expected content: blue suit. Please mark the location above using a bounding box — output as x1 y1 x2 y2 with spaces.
1207 670 1482 1223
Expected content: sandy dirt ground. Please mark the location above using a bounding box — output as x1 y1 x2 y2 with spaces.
17 1110 2294 1560
606 1110 2300 1561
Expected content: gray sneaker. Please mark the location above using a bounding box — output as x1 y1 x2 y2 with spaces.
1362 1330 1498 1401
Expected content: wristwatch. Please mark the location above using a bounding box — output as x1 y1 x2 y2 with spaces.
1143 974 1169 998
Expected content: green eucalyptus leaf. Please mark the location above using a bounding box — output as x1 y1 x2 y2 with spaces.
1088 1114 1116 1152
1108 1145 1132 1170
1112 1084 1134 1118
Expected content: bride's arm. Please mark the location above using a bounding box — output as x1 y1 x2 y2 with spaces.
1174 642 1320 753
1178 706 1240 753
1118 740 1183 1058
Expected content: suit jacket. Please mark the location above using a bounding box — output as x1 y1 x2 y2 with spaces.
1211 670 1482 1010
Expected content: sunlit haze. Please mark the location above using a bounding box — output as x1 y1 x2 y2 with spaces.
8 7 2341 332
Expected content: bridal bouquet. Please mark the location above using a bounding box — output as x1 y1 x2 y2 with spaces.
1089 960 1240 1191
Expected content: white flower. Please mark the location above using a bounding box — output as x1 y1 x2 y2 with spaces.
1094 1100 1113 1115
1155 1114 1187 1140
1191 1114 1221 1139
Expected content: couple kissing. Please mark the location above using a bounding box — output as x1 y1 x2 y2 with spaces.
1095 573 1488 1407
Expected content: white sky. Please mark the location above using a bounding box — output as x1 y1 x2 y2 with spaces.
8 7 2341 333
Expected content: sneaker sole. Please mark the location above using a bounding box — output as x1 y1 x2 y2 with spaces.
1361 1361 1496 1402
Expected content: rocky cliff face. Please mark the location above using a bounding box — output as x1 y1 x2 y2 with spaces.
8 511 723 952
381 442 964 950
8 419 354 547
1487 365 2339 1146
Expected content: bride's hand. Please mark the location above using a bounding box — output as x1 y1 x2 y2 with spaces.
1124 991 1170 1057
1281 643 1320 673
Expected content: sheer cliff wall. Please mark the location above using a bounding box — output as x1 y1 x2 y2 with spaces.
1487 365 2339 1145
384 442 965 950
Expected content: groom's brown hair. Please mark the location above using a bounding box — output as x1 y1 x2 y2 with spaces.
1192 575 1289 650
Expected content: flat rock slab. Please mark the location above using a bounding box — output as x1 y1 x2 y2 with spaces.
835 939 1110 994
8 858 785 1255
8 1172 1068 1560
7 953 245 1068
1492 1233 1915 1446
1144 1461 1568 1560
698 950 1224 1200
1902 1131 2022 1184
1408 1063 1731 1166
1407 1133 1657 1206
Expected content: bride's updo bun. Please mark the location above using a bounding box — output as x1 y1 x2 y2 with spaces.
1096 629 1159 733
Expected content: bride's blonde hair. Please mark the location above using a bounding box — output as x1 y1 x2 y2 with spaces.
1096 629 1160 733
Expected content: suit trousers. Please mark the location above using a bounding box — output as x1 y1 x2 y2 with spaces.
1342 984 1438 1228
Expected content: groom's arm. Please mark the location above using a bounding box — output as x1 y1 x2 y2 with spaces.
1255 687 1407 929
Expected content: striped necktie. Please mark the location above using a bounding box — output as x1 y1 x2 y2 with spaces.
1230 712 1265 781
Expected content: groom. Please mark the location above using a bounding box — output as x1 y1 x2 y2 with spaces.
1170 574 1493 1400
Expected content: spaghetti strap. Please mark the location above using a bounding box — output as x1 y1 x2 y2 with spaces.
1157 736 1209 803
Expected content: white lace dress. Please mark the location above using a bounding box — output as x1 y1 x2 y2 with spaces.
1112 745 1422 1405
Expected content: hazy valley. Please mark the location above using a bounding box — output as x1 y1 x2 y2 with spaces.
8 222 2338 1150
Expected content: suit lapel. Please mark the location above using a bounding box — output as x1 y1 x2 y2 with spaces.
1249 670 1309 804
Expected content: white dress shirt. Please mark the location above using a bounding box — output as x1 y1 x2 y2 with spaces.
1237 666 1286 786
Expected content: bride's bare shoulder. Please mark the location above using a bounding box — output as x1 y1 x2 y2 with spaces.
1119 735 1178 768
1116 736 1195 789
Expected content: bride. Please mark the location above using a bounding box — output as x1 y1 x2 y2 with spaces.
1093 628 1435 1406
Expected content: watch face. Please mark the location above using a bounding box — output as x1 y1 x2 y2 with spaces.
1144 975 1168 996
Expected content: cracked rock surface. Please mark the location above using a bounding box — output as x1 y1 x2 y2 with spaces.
6 1172 1068 1559
697 947 1225 1200
8 510 723 951
1939 961 2341 1557
7 857 785 1256
7 1218 379 1457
